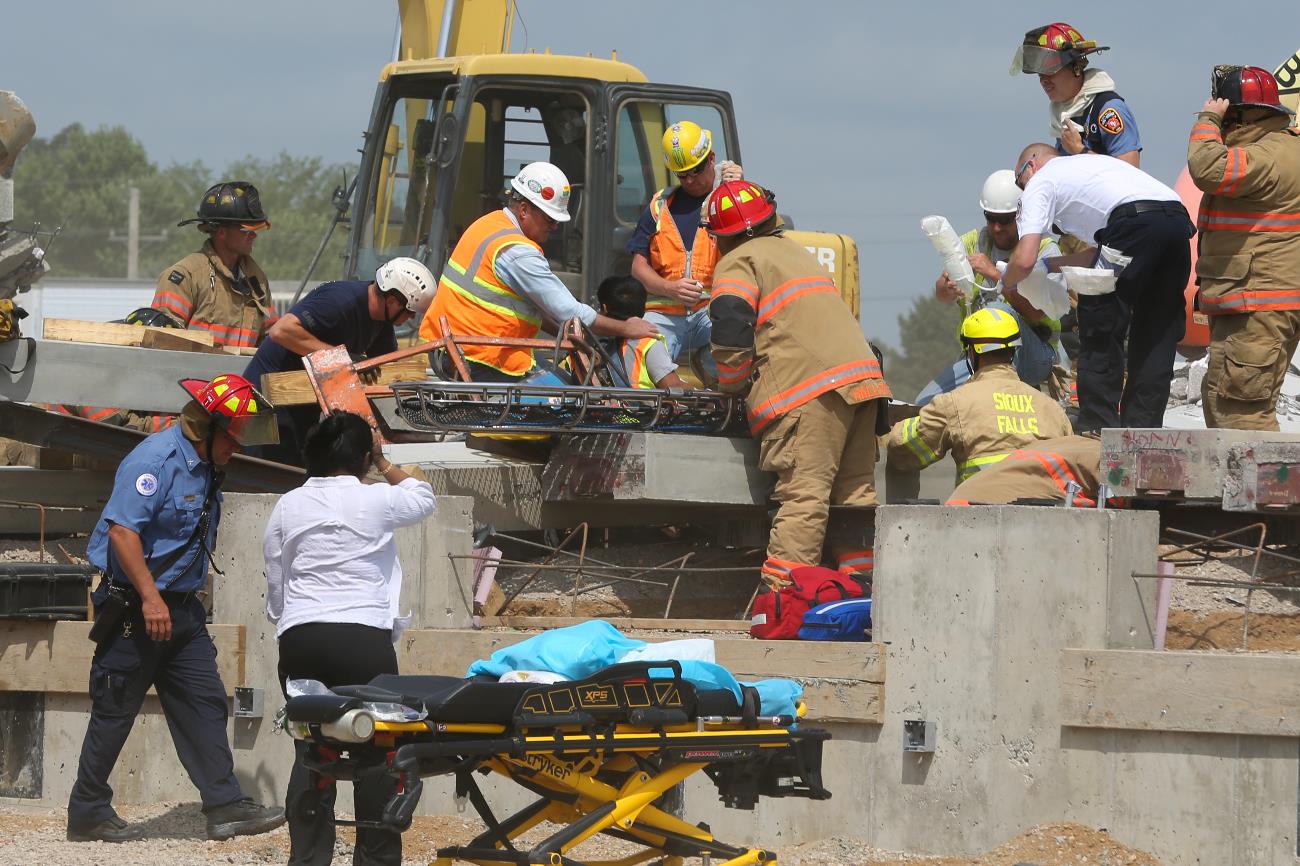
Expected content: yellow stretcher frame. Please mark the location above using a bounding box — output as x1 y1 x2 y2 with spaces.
288 663 828 866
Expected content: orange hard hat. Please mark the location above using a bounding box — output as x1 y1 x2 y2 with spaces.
706 181 777 238
178 374 278 445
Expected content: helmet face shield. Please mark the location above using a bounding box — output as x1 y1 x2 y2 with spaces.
1019 45 1069 75
221 412 279 447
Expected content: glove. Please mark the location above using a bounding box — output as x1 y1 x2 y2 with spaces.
718 160 744 182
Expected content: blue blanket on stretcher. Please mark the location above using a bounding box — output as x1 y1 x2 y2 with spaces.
466 621 802 718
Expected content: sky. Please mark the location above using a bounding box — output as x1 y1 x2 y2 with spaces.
7 1 1300 347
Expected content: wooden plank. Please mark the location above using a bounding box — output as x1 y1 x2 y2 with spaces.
139 329 224 354
1060 648 1300 736
260 356 430 406
220 345 259 356
43 318 215 348
483 616 752 633
0 621 245 695
398 629 884 723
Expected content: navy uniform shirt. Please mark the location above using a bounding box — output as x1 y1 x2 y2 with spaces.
86 424 220 593
242 280 398 384
1056 96 1142 159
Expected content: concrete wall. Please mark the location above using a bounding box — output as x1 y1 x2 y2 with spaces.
8 497 1300 866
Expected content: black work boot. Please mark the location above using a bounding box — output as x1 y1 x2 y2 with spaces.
67 815 145 843
205 798 286 841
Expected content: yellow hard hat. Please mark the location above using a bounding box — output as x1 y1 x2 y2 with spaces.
661 121 713 173
960 308 1022 354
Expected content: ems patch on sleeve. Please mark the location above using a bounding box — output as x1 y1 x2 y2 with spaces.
1098 107 1125 135
135 473 159 496
168 270 185 285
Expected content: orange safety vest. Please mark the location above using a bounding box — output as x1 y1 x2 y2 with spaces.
420 210 543 376
647 188 717 316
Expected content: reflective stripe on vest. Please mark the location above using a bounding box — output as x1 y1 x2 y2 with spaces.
956 452 1010 481
621 336 660 388
1011 448 1096 507
647 188 716 316
420 211 542 375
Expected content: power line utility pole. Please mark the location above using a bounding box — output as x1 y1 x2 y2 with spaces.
109 185 167 279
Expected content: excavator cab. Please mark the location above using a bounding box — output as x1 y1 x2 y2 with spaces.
344 56 738 307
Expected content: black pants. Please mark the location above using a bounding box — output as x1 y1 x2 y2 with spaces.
278 622 400 866
68 593 243 830
1075 202 1195 432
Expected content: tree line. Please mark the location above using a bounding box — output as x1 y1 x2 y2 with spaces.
10 123 348 286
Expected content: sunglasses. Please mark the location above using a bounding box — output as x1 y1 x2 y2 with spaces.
984 211 1016 225
675 160 711 181
1014 158 1034 190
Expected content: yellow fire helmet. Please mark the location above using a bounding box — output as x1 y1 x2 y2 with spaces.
960 308 1022 354
661 121 713 173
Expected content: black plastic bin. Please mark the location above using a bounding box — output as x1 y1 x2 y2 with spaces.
0 563 96 620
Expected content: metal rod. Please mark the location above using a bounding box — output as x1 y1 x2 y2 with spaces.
495 523 588 615
1131 572 1300 593
1165 525 1300 567
448 555 759 575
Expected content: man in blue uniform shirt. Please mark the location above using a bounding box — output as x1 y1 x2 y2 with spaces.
243 257 435 462
1017 22 1142 166
67 375 285 843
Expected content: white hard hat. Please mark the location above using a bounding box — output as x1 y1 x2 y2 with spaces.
979 169 1021 214
510 161 572 223
376 256 437 315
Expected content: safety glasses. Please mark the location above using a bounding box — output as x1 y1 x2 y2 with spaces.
1014 158 1034 190
675 159 711 181
984 211 1016 225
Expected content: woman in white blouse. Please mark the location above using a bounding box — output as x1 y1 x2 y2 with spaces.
263 410 435 866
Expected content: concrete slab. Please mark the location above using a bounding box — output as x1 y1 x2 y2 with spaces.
0 338 245 412
1224 441 1300 512
1101 427 1300 500
542 432 768 505
868 505 1159 857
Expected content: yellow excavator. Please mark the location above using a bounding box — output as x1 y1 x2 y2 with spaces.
328 0 860 317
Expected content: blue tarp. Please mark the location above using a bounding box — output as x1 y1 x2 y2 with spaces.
466 620 802 717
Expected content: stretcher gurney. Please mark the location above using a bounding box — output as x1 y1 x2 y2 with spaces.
390 380 748 436
283 660 831 866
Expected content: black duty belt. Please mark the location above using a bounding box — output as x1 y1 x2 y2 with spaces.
158 589 200 605
1108 200 1188 222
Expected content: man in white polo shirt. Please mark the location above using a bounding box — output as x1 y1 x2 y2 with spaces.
1002 144 1195 431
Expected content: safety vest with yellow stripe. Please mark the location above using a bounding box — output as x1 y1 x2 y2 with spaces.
419 209 543 376
884 363 1073 483
1188 113 1300 314
621 336 662 389
708 232 891 435
151 242 274 349
647 187 717 317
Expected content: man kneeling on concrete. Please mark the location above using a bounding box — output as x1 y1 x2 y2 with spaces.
886 309 1072 484
946 434 1104 506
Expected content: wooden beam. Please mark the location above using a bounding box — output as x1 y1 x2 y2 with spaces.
1060 648 1300 737
43 318 215 348
139 329 224 354
260 356 430 406
0 621 245 694
398 629 884 723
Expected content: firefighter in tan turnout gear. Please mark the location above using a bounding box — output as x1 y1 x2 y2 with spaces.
152 181 275 350
1189 65 1300 430
887 308 1071 484
946 434 1104 506
706 180 891 589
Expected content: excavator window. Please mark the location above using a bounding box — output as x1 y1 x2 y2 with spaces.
614 101 731 227
472 88 590 296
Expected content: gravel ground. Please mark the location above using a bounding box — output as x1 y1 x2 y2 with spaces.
0 805 1163 866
